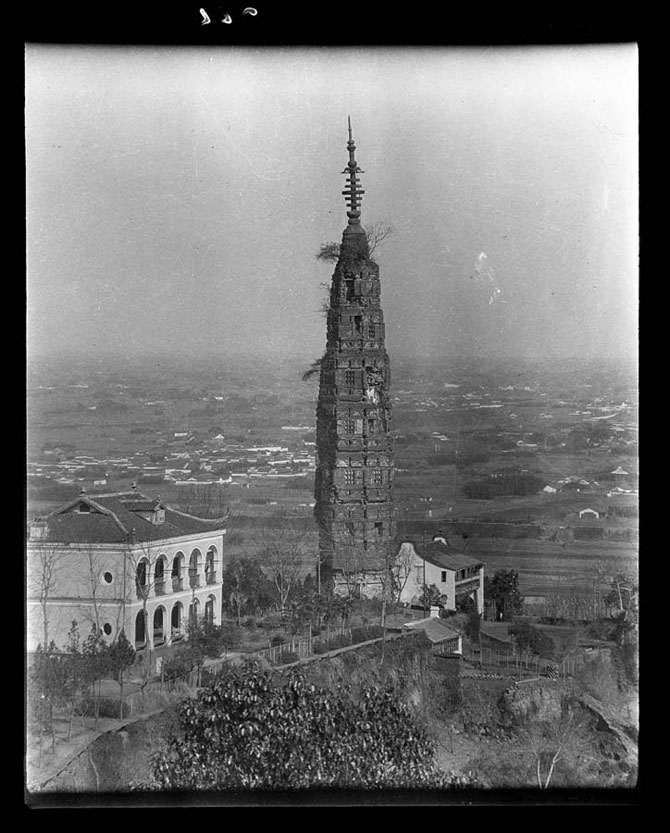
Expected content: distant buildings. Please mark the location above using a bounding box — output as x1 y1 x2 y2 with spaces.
26 488 226 656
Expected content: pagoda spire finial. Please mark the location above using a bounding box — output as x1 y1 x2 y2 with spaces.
342 117 365 229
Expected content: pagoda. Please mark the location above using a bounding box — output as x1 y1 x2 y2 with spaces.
314 119 395 597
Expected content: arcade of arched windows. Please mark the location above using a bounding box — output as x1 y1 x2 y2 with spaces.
134 592 220 649
134 545 219 601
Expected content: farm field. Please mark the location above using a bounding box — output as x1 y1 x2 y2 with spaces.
27 353 638 603
460 537 636 597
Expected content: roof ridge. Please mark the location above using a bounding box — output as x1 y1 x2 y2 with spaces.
40 495 130 539
85 498 130 537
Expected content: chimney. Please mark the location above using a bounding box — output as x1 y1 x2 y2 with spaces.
429 605 440 619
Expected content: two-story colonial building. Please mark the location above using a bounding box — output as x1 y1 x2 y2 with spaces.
26 487 226 653
396 533 485 615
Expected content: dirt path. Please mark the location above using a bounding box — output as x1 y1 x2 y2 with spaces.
26 710 165 793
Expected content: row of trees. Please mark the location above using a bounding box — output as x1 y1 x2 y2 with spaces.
462 468 546 500
29 623 136 764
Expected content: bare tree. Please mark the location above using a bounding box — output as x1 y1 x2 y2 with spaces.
75 543 107 635
606 569 638 618
28 539 68 649
525 708 578 789
173 483 231 521
125 535 163 682
389 544 414 603
251 510 309 614
365 221 396 258
315 221 396 264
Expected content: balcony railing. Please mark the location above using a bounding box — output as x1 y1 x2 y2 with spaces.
136 582 149 600
206 570 217 585
153 630 165 647
189 573 200 589
172 576 184 592
154 579 166 596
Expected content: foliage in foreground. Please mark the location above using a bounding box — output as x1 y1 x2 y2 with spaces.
149 669 472 790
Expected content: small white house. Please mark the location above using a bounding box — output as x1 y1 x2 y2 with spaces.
396 535 485 615
542 485 557 494
611 466 629 476
579 507 600 519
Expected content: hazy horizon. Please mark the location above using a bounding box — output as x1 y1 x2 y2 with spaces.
26 45 638 366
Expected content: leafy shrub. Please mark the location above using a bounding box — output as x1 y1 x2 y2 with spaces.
76 697 123 719
277 650 300 665
464 609 481 642
163 652 194 682
324 634 351 650
242 617 257 631
351 625 384 643
219 624 241 650
150 670 456 790
200 662 233 686
509 621 555 657
585 619 616 641
270 635 287 648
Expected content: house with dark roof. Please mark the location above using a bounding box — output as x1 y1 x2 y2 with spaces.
400 608 463 654
26 487 227 659
395 533 485 615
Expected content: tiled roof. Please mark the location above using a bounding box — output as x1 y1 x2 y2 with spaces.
40 512 128 544
402 539 485 571
402 617 461 644
35 491 226 544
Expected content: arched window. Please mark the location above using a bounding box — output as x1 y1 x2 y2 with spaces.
171 552 185 592
205 546 218 585
136 559 150 599
189 549 202 589
153 606 166 646
154 555 167 596
189 598 200 629
204 594 216 626
135 609 147 648
171 601 184 640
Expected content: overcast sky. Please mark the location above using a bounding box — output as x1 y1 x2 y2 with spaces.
26 45 638 365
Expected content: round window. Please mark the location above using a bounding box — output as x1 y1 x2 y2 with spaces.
103 623 112 636
102 571 113 584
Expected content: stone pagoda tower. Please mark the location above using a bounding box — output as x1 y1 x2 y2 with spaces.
314 119 395 597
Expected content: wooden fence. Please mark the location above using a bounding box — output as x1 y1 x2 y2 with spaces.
522 596 612 621
465 644 604 680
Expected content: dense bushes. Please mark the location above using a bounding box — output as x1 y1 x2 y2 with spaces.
277 650 300 665
162 652 195 682
350 625 384 643
149 669 459 790
509 621 555 657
